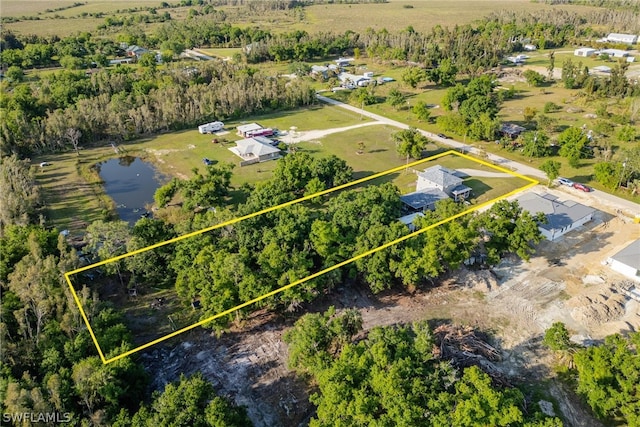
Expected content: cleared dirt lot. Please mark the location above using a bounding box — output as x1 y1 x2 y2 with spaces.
141 185 639 427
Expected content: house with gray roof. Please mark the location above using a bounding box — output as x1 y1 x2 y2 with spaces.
514 192 596 241
228 137 281 165
400 165 472 214
606 240 640 281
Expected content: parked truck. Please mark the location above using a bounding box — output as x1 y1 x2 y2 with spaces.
198 121 224 134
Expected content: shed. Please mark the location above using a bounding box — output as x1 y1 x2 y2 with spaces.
606 240 640 281
237 123 264 137
523 44 537 51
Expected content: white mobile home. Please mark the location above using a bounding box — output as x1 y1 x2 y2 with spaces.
606 33 638 44
198 121 224 134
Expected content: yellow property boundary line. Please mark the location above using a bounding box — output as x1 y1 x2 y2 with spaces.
64 150 538 364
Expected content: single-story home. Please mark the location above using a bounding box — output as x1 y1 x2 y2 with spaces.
574 47 598 57
514 192 596 241
337 72 371 88
600 48 630 58
311 65 329 77
228 137 281 163
400 165 472 214
126 45 150 58
606 33 638 44
500 123 526 139
605 240 640 281
237 123 264 137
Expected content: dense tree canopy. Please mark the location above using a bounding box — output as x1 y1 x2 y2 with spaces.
574 332 640 425
285 309 562 426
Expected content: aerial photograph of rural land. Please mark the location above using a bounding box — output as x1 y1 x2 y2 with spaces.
2 0 640 425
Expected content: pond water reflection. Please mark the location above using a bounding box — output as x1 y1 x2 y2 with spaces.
96 156 166 225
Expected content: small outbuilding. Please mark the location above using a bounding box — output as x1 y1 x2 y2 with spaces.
237 123 264 138
605 240 640 281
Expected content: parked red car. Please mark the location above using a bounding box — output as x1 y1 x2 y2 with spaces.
573 182 592 192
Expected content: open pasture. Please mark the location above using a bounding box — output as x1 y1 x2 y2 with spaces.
298 0 600 34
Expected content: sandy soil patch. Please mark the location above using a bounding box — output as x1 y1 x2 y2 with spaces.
280 121 385 144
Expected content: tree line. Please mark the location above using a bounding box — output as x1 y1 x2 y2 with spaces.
1 60 315 156
0 162 253 425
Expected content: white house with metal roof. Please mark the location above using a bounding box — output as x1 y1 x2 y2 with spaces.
606 240 640 281
514 192 596 241
228 137 281 164
606 33 638 44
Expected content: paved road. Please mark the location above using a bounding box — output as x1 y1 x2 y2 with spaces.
316 95 640 216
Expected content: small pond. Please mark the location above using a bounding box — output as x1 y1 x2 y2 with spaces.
96 156 166 225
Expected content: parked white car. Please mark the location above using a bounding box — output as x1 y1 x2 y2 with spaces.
556 177 574 186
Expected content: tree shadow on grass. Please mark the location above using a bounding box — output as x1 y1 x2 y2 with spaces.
465 178 492 198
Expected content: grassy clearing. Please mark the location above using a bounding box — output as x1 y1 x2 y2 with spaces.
5 17 104 37
2 0 161 17
1 1 78 16
32 147 119 235
197 47 242 59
